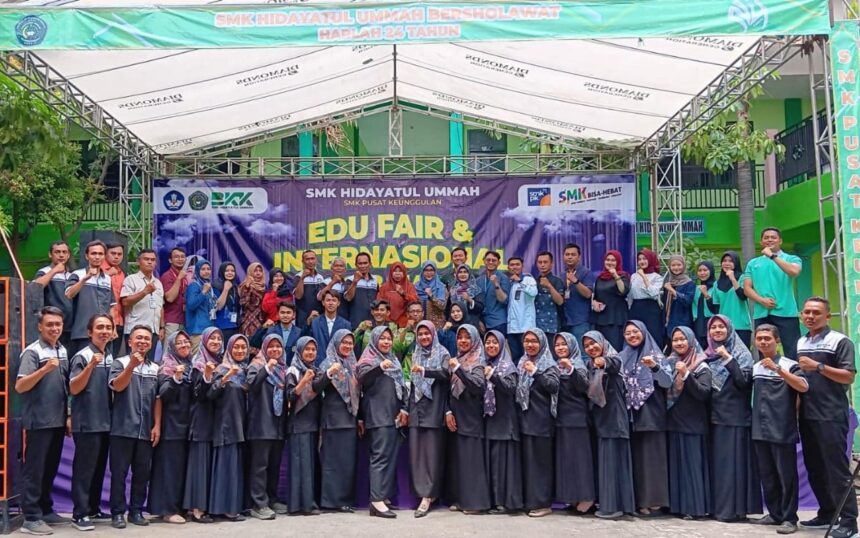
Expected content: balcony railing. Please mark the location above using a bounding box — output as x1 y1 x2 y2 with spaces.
774 110 828 191
680 161 766 209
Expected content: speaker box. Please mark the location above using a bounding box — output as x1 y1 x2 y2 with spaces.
77 230 129 273
0 277 44 533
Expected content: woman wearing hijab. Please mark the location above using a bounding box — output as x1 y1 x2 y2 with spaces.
704 315 760 522
239 262 267 339
628 249 665 349
516 329 560 518
408 321 452 517
377 262 419 328
582 331 635 519
711 251 752 347
553 333 595 514
662 255 695 344
285 337 323 515
207 334 250 521
446 264 484 328
150 331 194 523
666 327 712 519
262 269 295 323
482 330 522 515
357 326 409 518
246 334 289 519
692 261 717 349
446 324 491 514
186 259 217 349
317 330 360 513
213 262 241 341
590 250 630 350
619 320 672 516
438 303 466 357
184 327 222 523
416 261 448 329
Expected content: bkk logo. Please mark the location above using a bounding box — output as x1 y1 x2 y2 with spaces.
526 188 552 206
727 0 768 32
212 191 255 209
15 15 47 46
163 190 185 212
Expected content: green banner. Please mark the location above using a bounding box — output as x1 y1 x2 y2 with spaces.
830 21 860 413
0 0 831 50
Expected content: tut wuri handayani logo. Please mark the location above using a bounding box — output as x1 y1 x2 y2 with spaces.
15 15 47 46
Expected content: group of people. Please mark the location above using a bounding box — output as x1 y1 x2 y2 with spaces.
14 228 857 538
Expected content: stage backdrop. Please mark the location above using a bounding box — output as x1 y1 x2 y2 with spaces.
153 175 637 278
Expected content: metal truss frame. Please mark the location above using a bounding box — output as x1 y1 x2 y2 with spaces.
650 150 684 263
163 152 632 178
640 36 805 161
808 38 847 321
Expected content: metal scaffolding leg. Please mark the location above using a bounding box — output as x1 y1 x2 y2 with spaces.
651 149 684 264
119 155 152 256
388 106 403 157
808 38 847 322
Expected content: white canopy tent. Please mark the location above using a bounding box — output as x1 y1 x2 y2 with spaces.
30 36 760 155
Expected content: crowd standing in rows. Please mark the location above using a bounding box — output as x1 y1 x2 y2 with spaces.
15 227 857 538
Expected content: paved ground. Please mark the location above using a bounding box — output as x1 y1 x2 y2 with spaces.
33 510 836 538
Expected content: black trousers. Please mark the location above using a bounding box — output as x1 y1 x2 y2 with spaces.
111 326 125 358
754 441 798 524
800 419 859 525
72 432 110 519
508 335 525 363
22 428 64 522
754 316 800 359
109 436 153 515
248 439 284 509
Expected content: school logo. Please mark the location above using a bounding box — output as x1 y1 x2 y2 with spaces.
15 15 48 46
163 190 185 211
527 188 552 207
189 191 209 211
728 0 768 32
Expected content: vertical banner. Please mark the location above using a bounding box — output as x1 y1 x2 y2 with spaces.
153 175 636 279
830 21 860 412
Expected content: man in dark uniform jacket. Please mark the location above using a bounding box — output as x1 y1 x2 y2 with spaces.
795 297 858 538
16 307 70 535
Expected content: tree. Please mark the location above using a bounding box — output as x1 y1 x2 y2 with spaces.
682 86 785 264
0 74 114 255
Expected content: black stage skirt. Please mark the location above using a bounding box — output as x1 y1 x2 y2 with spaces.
668 432 710 517
597 437 635 514
453 434 491 511
320 429 357 509
710 424 762 520
522 434 554 510
409 428 445 500
288 432 319 514
555 426 596 504
208 443 244 515
149 440 188 516
631 431 669 508
487 439 523 510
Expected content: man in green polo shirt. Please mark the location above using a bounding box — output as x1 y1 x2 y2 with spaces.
743 227 803 358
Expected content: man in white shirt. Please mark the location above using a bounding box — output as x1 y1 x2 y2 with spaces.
121 250 165 360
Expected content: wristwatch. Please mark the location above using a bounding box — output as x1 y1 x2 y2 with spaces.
816 362 826 373
769 253 778 260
